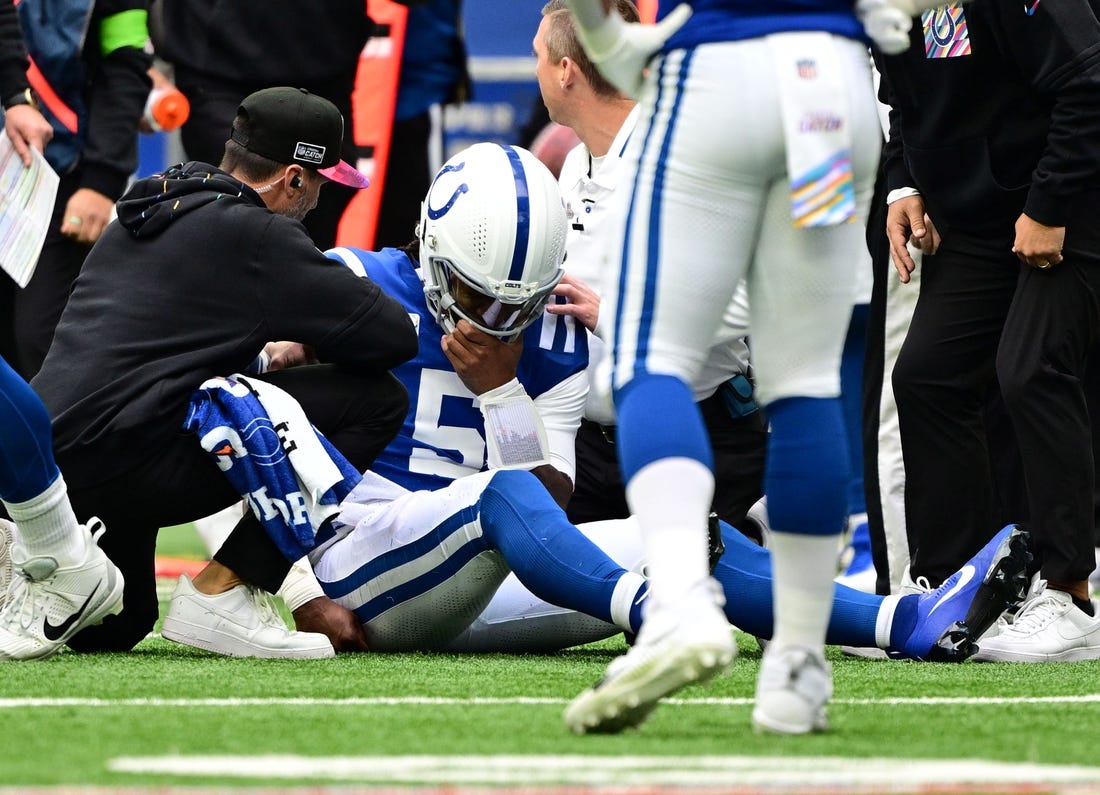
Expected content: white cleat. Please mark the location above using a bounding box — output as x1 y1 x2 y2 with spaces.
752 645 832 734
564 577 735 734
161 573 334 659
0 518 125 661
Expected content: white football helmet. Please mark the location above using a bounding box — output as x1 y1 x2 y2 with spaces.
418 142 568 341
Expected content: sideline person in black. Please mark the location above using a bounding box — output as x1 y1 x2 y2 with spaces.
149 0 434 251
878 0 1100 659
0 0 150 379
31 87 418 657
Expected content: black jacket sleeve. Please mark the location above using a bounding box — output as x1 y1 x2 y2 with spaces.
256 215 419 371
0 0 30 100
80 0 152 199
991 0 1100 227
874 54 915 196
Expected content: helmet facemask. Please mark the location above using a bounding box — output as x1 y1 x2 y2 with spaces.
424 254 563 343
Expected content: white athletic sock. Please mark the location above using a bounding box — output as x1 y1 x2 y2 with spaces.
609 570 647 633
768 532 841 651
874 594 904 649
2 475 87 566
625 457 714 604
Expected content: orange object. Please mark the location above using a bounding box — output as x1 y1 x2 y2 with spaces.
144 85 190 132
335 0 408 250
637 0 658 23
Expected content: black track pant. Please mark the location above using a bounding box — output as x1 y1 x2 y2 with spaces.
61 365 407 652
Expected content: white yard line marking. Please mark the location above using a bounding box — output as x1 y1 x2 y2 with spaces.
106 754 1100 788
2 694 1100 708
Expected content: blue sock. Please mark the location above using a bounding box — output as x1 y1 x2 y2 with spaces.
0 356 61 503
887 596 918 648
479 470 638 631
615 373 712 481
715 522 884 647
764 397 849 536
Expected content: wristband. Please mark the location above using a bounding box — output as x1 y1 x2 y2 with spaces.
477 378 550 470
278 556 325 612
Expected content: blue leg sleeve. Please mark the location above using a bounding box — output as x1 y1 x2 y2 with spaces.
715 522 883 647
615 373 712 482
0 356 60 503
764 396 849 536
479 470 641 631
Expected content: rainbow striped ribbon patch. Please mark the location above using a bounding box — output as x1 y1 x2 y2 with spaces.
923 3 972 58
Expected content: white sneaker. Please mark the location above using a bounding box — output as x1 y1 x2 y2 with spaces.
0 519 14 612
835 520 876 593
752 645 832 734
161 574 334 659
972 584 1100 662
563 577 735 734
0 518 125 661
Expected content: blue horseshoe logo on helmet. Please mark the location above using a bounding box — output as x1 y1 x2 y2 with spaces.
426 161 469 220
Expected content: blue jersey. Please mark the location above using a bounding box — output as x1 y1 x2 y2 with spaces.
326 247 588 492
660 0 864 50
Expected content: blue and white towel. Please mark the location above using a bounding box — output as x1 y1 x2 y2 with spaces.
183 374 363 562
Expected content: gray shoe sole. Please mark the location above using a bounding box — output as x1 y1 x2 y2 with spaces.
563 638 734 734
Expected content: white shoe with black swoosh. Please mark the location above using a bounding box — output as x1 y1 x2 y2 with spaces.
0 518 124 661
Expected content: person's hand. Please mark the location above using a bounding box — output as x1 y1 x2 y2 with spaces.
291 596 369 653
61 188 114 245
569 2 692 99
547 272 601 333
263 341 317 371
856 0 915 55
1013 214 1065 272
442 318 523 396
4 103 53 166
886 195 939 283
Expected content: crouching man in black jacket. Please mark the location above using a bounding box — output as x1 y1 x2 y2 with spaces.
30 87 418 658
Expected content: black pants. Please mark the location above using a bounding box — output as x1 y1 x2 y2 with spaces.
893 218 1100 586
566 387 768 533
891 233 1025 585
61 365 407 652
172 69 358 251
996 249 1100 585
0 174 91 379
862 171 1031 591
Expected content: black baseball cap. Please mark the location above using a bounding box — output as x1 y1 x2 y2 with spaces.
230 87 369 189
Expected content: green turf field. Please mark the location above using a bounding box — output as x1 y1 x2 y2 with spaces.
2 525 1099 791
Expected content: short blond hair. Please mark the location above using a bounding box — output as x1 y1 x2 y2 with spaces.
540 0 640 98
